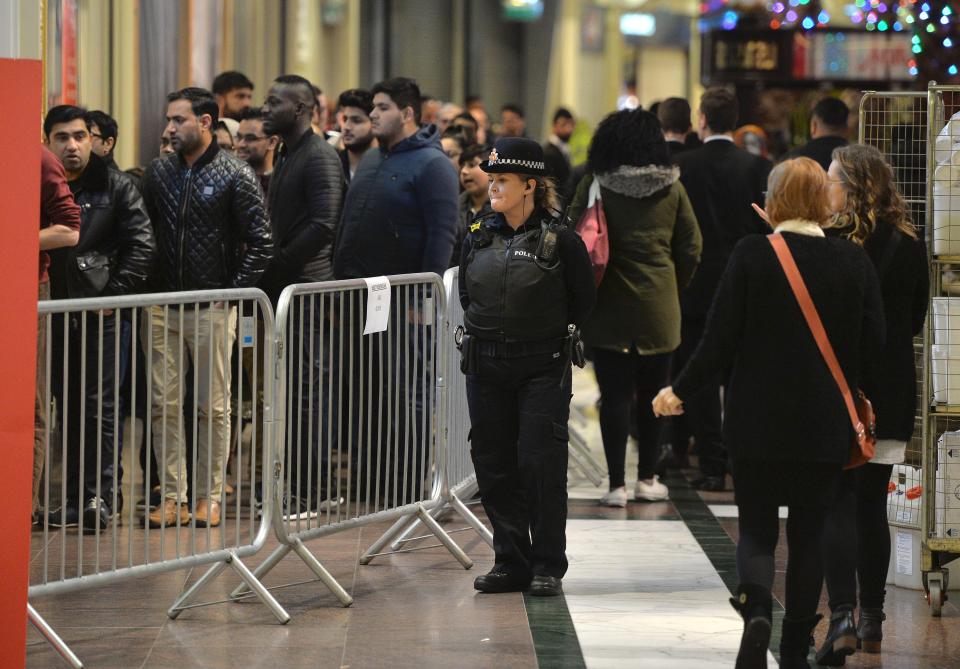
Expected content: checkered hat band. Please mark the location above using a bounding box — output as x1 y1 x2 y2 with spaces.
490 157 545 170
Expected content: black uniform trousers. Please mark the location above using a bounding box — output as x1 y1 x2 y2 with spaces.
466 350 571 579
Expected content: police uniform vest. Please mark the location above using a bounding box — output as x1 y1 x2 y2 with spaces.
463 212 568 343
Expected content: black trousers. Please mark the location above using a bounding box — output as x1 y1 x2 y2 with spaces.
466 351 571 579
821 463 894 610
673 315 726 477
592 348 670 487
50 313 120 506
733 459 842 620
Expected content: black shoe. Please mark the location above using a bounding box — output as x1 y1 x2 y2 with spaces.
857 607 885 653
474 569 531 594
136 486 162 511
528 575 563 597
815 606 857 666
730 583 772 669
282 493 344 521
82 497 112 532
694 475 726 492
47 505 80 528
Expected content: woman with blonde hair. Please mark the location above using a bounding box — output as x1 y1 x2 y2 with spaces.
815 144 929 665
653 157 885 669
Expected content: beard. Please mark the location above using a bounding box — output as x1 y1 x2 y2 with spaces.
346 135 374 153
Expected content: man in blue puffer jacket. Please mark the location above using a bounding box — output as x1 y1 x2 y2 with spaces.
333 77 457 506
333 77 458 279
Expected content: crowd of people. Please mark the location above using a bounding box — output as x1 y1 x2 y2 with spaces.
34 68 928 668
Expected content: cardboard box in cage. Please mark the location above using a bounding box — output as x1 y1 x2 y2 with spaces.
933 160 960 256
932 345 960 404
936 435 960 539
888 463 922 526
932 298 960 347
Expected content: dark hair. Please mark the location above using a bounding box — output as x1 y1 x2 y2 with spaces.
85 109 118 144
214 120 234 145
44 104 88 138
167 87 219 124
465 95 482 108
441 126 468 148
212 70 254 95
812 97 850 130
274 74 316 107
552 107 573 124
372 77 422 124
459 143 490 167
501 103 525 118
311 84 323 97
337 88 373 116
587 109 670 173
657 97 692 134
699 87 739 134
240 106 264 122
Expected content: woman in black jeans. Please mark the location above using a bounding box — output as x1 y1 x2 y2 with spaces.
815 144 929 665
566 110 701 506
654 157 885 669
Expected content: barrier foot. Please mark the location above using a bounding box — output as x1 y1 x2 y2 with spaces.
449 493 493 548
416 504 473 569
569 428 607 481
568 434 604 487
390 506 444 550
359 513 417 565
230 544 291 600
291 538 353 607
227 554 292 623
167 560 230 619
28 604 84 669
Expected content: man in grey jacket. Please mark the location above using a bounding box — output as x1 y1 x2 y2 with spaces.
261 75 345 517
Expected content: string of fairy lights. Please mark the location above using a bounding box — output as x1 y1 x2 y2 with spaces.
701 0 958 79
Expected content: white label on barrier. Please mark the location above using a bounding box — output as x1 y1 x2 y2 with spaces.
363 276 391 335
423 296 434 326
896 530 913 576
240 316 256 347
896 509 915 524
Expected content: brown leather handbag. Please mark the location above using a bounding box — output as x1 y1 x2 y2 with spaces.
768 234 876 469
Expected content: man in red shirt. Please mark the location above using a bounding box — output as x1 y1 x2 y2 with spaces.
35 146 81 519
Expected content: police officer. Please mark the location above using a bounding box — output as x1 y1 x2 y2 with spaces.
458 137 595 596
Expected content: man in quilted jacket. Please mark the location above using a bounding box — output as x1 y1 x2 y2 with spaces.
141 87 272 529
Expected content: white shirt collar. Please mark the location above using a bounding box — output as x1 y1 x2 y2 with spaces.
774 220 825 237
703 134 734 143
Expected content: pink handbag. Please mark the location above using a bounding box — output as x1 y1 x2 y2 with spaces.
575 178 609 286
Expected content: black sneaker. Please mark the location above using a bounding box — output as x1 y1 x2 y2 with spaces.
82 497 112 532
47 505 80 529
281 493 344 521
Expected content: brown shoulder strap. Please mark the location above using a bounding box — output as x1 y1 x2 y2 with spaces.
767 234 863 434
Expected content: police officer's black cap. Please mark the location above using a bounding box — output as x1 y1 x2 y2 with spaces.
480 137 549 176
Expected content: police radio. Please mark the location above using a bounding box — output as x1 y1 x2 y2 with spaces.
536 222 560 265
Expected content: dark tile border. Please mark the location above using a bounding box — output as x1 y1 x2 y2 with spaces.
524 592 587 669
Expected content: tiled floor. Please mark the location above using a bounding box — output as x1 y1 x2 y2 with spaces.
26 366 960 668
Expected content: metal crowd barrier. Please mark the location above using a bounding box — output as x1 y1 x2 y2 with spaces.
230 274 472 609
30 289 286 668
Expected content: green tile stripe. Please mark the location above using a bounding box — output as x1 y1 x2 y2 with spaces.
662 472 786 659
524 592 587 669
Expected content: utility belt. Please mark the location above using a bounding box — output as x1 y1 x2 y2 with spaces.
456 326 585 374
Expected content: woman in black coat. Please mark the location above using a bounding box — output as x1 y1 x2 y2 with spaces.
815 144 929 665
653 157 885 669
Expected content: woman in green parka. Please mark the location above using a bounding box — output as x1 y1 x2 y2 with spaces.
567 109 701 507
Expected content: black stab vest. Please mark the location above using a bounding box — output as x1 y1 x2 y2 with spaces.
463 215 568 342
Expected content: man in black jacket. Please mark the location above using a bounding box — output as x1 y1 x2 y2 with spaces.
658 97 700 157
141 87 272 529
779 97 849 171
261 74 345 516
43 104 155 529
673 88 772 491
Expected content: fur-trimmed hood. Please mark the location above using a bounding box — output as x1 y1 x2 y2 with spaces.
595 164 679 199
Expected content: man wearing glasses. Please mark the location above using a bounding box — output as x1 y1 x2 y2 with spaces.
236 107 278 195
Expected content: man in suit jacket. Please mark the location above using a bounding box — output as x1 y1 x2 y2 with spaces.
658 97 701 157
673 87 773 491
779 97 849 171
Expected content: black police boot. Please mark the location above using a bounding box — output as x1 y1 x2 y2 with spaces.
528 575 563 597
779 614 822 669
857 607 885 654
815 605 857 666
474 567 531 594
730 583 772 669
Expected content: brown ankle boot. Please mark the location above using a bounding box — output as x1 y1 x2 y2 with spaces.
147 499 191 528
194 499 221 527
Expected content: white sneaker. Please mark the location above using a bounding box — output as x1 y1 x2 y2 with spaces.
599 486 628 508
634 476 669 502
